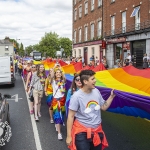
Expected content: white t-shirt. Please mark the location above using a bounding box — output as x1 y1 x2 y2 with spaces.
52 80 65 98
126 55 131 62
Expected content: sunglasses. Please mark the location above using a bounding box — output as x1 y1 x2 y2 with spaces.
75 78 80 82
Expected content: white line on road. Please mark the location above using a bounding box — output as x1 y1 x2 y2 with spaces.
22 77 42 150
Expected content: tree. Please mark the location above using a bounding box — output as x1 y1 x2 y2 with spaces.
38 32 60 57
25 45 33 56
59 37 72 57
18 43 24 56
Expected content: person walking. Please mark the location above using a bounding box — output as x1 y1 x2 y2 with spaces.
143 53 149 69
28 64 47 121
25 64 37 114
50 68 66 140
44 68 54 123
66 70 116 150
65 73 82 118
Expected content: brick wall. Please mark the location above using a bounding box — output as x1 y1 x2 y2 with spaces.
103 0 150 36
73 0 103 44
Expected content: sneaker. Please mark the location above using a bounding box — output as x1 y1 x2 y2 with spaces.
30 110 34 115
35 116 39 121
38 112 41 117
58 133 63 140
55 124 58 131
50 120 54 124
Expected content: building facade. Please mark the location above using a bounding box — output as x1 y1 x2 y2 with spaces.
73 0 150 68
73 0 104 65
0 37 14 56
103 0 150 68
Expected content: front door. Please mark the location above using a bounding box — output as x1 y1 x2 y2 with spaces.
84 47 88 65
100 46 103 63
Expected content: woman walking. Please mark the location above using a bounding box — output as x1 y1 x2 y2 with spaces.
28 64 47 121
44 68 54 123
25 64 37 114
50 68 66 140
65 73 82 118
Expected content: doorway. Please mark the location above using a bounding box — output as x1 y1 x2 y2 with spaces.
84 47 88 65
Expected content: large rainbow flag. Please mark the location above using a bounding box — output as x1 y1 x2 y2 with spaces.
66 66 150 121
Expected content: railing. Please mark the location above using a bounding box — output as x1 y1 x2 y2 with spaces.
105 20 150 38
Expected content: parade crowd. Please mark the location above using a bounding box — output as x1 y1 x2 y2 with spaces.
13 56 117 150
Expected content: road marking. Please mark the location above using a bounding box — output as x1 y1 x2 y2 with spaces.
22 77 42 150
7 94 23 102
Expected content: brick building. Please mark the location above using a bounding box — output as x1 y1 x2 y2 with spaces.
72 0 150 68
72 0 104 65
104 0 150 68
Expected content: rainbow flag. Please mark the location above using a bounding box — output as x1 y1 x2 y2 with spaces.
65 66 150 121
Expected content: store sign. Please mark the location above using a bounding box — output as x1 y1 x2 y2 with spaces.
107 37 126 44
101 41 106 49
73 40 102 48
123 42 130 50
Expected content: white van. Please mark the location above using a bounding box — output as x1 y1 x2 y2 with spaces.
0 56 15 87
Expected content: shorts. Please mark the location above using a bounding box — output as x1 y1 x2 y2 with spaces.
33 89 44 98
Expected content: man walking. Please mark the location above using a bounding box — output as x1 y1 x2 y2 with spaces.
66 70 115 150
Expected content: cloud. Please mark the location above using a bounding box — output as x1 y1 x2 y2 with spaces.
0 0 72 47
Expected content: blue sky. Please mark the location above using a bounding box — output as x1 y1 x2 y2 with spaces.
0 0 72 47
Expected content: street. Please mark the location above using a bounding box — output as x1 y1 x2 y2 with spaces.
0 75 150 150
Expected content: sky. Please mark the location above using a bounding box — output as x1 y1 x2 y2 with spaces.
0 0 72 48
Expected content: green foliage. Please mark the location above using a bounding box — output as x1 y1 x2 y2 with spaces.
25 32 72 58
59 37 72 57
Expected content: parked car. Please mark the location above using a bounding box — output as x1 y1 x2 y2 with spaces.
0 93 11 142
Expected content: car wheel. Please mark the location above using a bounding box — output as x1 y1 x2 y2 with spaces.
11 82 15 87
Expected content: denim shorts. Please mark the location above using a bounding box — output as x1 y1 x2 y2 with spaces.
75 132 104 150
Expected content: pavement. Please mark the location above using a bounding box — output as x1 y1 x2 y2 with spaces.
0 74 150 150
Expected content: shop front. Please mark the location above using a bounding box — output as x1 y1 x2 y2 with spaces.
106 37 130 68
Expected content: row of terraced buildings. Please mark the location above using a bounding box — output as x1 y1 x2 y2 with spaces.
72 0 150 68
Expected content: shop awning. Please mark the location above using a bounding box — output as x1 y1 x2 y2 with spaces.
130 6 140 17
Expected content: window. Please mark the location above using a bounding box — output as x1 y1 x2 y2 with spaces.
5 46 9 51
111 16 115 35
79 49 81 56
98 0 102 7
122 12 126 33
92 47 95 55
111 0 115 2
130 6 140 17
74 0 76 5
85 2 88 14
74 31 76 43
79 6 82 18
79 28 82 42
74 10 77 20
135 9 140 30
91 0 94 11
91 23 94 39
5 53 9 56
97 21 102 37
84 26 88 41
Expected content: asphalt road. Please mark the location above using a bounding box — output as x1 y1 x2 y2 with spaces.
0 75 150 150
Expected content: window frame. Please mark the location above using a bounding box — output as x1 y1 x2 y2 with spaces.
85 2 88 14
84 26 88 41
74 31 76 43
135 9 140 30
122 11 126 33
111 16 115 35
79 6 82 18
98 0 102 7
91 0 95 11
97 21 102 37
79 28 82 42
91 23 94 39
